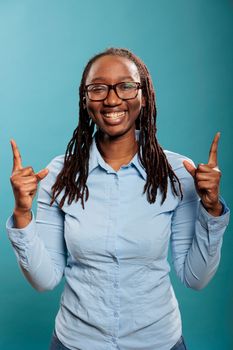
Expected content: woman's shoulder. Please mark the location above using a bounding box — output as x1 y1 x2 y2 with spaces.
39 155 65 190
46 155 65 172
164 150 195 172
40 155 65 186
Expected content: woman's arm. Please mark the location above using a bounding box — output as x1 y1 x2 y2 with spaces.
171 168 229 290
170 134 230 290
7 149 67 292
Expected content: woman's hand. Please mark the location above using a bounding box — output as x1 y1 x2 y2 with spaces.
10 139 49 228
183 132 222 217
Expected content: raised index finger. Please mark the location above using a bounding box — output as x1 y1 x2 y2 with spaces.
208 132 220 167
10 139 23 171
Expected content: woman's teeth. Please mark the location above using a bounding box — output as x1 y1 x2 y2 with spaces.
103 112 125 119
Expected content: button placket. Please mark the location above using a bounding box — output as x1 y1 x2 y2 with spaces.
106 172 120 343
113 174 120 342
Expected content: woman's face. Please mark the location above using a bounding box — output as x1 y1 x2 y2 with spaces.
84 55 145 138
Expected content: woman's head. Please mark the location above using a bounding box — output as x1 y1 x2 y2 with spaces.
79 48 156 135
81 54 145 138
51 48 182 209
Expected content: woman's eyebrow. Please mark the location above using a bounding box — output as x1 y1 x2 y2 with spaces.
89 76 135 83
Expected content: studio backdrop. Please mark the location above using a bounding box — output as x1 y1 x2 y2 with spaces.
0 1 232 349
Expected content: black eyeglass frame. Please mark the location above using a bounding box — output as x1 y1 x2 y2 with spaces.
84 82 142 101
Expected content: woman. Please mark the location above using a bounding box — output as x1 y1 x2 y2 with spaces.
7 48 230 350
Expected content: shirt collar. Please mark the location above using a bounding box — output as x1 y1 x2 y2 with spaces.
88 131 147 180
131 150 147 180
89 136 106 173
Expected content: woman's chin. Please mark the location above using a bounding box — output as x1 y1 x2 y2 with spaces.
98 124 136 139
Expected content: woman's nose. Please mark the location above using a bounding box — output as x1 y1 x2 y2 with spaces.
103 88 122 106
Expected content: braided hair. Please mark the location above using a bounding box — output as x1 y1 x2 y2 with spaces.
50 48 183 208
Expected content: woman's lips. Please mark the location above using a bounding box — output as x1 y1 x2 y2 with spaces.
102 111 126 125
103 111 126 119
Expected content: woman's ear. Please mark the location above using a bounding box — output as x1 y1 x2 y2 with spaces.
141 95 146 107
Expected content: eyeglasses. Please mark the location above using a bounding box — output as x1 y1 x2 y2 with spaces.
85 82 142 101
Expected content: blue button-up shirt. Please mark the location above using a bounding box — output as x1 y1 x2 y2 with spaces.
7 135 230 350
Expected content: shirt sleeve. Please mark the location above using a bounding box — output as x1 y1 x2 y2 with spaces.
170 160 230 290
6 156 67 292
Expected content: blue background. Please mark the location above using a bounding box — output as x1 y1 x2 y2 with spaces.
0 1 232 349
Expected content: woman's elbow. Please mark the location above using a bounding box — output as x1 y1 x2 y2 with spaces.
183 275 211 291
21 268 62 292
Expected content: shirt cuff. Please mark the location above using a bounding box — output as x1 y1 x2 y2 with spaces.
6 212 37 244
6 212 38 270
198 196 230 231
197 197 230 256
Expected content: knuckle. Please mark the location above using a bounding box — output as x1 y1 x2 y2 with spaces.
33 179 38 187
11 179 19 189
10 170 18 179
32 182 38 190
26 166 34 173
210 183 217 190
197 164 207 171
13 181 20 189
32 177 38 184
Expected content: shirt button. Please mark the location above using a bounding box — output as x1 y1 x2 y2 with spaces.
113 256 119 265
114 311 119 318
113 282 118 288
112 337 117 344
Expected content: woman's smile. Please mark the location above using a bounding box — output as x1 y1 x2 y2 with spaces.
101 110 127 126
103 111 126 119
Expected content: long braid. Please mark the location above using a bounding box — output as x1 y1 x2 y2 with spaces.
50 104 95 208
50 47 183 208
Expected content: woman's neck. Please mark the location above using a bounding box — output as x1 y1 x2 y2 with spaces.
96 130 138 171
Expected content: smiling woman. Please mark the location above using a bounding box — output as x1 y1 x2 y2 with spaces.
50 49 182 208
7 48 230 350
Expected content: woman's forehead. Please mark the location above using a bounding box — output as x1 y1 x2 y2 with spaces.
85 55 140 84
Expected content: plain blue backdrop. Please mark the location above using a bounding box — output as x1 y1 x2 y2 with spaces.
0 1 232 349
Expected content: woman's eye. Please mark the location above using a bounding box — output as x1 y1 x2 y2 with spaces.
120 83 135 90
91 85 107 93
